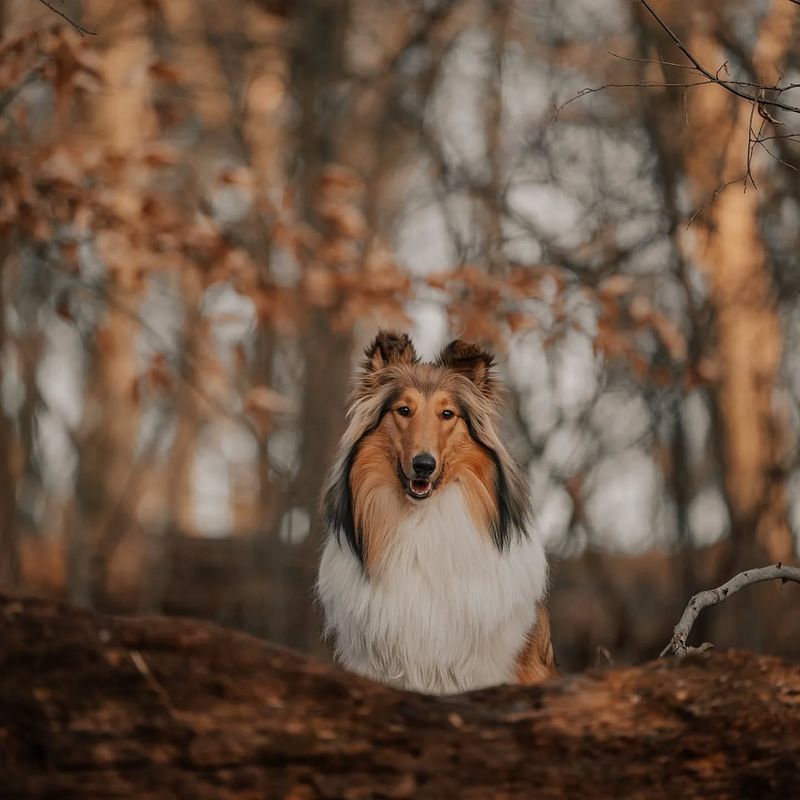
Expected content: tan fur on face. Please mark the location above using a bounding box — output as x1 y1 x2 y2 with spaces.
350 378 501 572
322 331 532 566
384 387 473 486
349 426 406 573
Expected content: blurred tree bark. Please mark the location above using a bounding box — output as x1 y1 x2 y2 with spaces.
4 0 800 669
0 408 19 588
136 305 203 614
70 1 153 607
680 1 795 566
275 0 355 650
0 245 20 588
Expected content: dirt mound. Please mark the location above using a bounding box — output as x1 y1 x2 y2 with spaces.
1 594 798 798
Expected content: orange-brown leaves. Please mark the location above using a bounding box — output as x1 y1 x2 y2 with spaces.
595 278 689 385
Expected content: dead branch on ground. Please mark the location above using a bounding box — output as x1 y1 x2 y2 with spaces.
660 563 800 658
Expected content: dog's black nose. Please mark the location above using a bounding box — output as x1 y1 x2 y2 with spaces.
412 452 436 477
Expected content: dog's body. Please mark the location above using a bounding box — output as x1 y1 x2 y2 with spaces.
316 331 554 695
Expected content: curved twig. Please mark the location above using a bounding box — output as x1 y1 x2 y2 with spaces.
38 0 97 36
559 2 800 118
638 0 800 116
660 563 800 658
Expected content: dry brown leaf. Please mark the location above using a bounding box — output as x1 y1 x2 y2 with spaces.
244 386 292 415
598 274 634 298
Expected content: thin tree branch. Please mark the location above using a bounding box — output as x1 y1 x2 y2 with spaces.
745 99 760 190
557 79 716 111
37 0 97 36
607 50 800 94
560 2 800 117
660 563 800 658
637 0 800 115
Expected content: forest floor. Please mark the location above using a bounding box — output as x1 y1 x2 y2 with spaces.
1 593 799 799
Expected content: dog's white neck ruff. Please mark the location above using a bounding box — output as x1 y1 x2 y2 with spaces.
317 483 547 695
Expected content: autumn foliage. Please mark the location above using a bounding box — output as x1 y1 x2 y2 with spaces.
1 0 799 669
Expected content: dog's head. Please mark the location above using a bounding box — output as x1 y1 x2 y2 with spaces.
322 331 530 568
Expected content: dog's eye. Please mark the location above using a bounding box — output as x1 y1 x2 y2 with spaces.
441 409 455 420
397 406 411 417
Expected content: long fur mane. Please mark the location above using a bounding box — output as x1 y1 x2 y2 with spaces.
321 331 532 567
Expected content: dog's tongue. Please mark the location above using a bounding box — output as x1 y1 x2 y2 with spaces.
411 478 430 495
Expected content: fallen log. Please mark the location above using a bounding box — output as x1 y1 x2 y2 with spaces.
1 594 799 799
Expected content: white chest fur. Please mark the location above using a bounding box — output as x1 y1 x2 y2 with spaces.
316 484 547 695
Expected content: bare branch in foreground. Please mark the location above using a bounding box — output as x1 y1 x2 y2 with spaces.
558 2 800 119
638 0 800 116
660 563 800 658
556 79 716 112
38 0 97 36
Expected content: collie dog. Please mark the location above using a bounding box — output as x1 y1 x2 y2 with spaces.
316 331 554 695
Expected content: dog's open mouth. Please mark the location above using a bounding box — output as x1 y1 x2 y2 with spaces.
398 460 438 500
408 477 433 499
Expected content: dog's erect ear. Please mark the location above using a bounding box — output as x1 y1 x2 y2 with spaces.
437 339 496 394
363 330 418 373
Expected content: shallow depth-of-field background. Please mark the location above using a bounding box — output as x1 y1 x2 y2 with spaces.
2 0 800 670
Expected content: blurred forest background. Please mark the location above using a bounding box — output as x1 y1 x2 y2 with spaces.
1 0 800 672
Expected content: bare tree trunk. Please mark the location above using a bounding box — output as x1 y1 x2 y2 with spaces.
679 1 795 565
670 1 797 648
274 0 354 651
0 245 20 589
481 0 511 274
69 1 152 607
0 423 19 589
